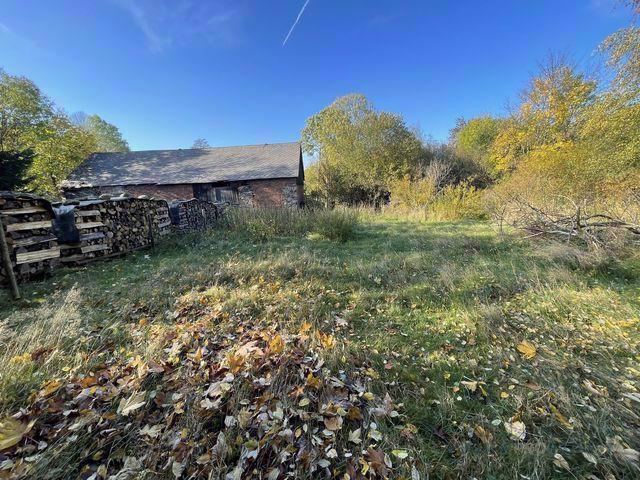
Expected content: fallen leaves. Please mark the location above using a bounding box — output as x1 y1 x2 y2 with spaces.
460 380 478 392
38 379 61 398
391 449 409 459
117 391 147 416
583 378 608 397
139 424 162 438
349 428 362 444
0 417 35 451
473 425 493 444
553 453 570 471
267 333 285 355
549 403 573 430
516 340 537 359
323 415 343 431
582 451 598 465
315 331 336 349
503 418 526 441
0 299 415 480
607 436 640 467
2 261 637 479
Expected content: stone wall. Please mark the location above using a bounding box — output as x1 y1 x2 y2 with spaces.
237 185 255 207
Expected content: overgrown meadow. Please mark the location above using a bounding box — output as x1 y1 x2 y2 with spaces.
1 211 639 479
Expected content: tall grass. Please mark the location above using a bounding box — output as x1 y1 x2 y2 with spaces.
1 288 87 409
221 207 359 242
1 218 638 479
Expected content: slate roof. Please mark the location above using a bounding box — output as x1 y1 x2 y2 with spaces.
63 142 302 188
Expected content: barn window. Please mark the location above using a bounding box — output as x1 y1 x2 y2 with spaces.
193 183 238 204
215 188 237 203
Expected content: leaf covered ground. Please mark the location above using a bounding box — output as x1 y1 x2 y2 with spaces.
1 218 639 479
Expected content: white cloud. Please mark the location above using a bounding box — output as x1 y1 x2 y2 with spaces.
0 21 12 35
0 20 44 55
112 0 167 52
110 0 243 53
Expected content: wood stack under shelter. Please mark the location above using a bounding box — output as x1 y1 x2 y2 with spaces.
0 191 60 283
169 199 221 233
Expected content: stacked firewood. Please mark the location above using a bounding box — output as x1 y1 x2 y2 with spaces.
99 198 171 253
2 192 215 286
57 198 172 264
169 199 220 233
0 192 60 283
56 200 110 265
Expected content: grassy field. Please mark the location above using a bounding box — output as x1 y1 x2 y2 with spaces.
1 215 639 479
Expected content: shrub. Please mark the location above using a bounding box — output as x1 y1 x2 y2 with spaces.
389 175 436 210
427 182 487 221
310 208 359 242
221 207 358 242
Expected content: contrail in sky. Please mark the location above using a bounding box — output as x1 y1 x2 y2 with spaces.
282 0 311 46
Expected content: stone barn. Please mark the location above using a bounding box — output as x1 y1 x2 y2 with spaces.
61 142 304 207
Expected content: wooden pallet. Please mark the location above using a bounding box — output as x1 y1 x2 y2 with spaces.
81 243 109 254
15 247 61 265
0 206 47 215
77 221 105 230
6 220 52 232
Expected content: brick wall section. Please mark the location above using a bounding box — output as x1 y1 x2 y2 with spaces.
64 180 304 207
247 179 302 207
64 184 194 201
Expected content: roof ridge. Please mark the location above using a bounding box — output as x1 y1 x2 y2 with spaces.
93 141 300 155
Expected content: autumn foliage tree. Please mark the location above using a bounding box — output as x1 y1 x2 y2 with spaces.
462 35 640 243
0 69 129 195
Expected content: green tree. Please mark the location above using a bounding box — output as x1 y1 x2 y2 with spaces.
72 112 129 152
302 94 423 205
28 115 97 194
0 69 54 152
452 116 502 171
0 149 34 190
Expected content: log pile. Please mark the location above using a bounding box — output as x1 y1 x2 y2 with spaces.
96 197 171 254
169 199 220 233
0 192 60 283
56 197 171 265
2 191 219 287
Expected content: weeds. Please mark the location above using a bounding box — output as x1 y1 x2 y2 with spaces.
221 206 359 242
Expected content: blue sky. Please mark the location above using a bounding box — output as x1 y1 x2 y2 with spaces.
0 0 634 151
